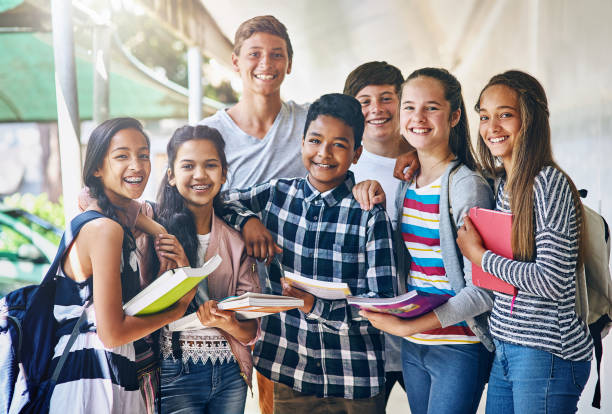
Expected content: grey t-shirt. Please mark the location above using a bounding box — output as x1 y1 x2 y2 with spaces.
199 100 309 190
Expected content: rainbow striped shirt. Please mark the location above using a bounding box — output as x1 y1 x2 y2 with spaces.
401 177 478 345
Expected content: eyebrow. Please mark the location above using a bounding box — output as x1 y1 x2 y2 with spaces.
247 46 284 51
178 158 220 163
401 100 442 105
479 105 517 112
111 146 149 153
357 90 395 99
307 131 351 143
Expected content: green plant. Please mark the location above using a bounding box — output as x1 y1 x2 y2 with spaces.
3 193 64 244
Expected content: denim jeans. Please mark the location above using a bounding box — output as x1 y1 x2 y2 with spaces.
401 339 493 414
486 339 591 414
160 358 247 414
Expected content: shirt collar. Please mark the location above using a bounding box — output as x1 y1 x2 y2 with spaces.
302 171 355 207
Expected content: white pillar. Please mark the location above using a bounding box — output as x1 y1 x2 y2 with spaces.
93 23 111 125
51 0 82 223
187 46 202 125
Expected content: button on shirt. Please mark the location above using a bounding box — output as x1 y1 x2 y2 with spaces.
222 172 396 399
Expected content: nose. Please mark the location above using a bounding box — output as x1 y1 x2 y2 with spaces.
193 165 207 180
317 142 332 158
413 107 426 123
259 53 271 68
371 98 383 114
489 117 501 133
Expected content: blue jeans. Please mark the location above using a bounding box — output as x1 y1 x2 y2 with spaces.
486 339 591 414
160 358 247 414
401 339 493 414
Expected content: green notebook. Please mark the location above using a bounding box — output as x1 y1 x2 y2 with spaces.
123 254 222 316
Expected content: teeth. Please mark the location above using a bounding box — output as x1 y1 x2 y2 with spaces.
315 163 333 168
489 136 508 143
368 119 388 125
412 128 429 134
255 74 275 80
192 185 211 190
124 177 142 183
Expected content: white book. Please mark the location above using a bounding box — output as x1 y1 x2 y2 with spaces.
123 254 222 316
167 293 303 331
284 271 352 300
218 292 303 313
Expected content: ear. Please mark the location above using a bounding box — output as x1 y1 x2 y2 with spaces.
287 59 292 75
221 168 228 186
231 53 240 73
352 145 363 164
450 108 461 128
167 168 176 187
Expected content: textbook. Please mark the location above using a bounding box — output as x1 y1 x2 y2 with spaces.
347 291 451 319
469 207 518 296
168 293 304 331
123 254 222 316
217 292 304 314
284 271 352 300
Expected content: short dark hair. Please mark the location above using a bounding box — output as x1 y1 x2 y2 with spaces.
303 93 364 149
233 15 293 62
343 61 404 97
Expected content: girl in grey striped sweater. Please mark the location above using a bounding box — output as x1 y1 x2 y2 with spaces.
457 70 593 414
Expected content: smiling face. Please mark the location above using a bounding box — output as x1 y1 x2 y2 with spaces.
478 84 521 166
231 32 291 97
400 76 460 155
168 139 226 212
94 128 150 208
356 84 400 144
302 115 362 193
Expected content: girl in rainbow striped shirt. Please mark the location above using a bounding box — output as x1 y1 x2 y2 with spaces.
360 68 494 414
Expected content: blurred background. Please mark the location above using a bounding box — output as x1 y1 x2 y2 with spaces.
0 1 610 412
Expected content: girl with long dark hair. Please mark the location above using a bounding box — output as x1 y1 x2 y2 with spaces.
154 125 260 414
49 118 195 413
457 70 593 413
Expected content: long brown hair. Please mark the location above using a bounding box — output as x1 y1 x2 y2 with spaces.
475 70 583 263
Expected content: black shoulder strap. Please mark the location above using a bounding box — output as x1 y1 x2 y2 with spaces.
40 211 107 286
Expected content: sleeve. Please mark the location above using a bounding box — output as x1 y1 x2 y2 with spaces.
220 181 275 230
306 208 397 330
233 245 261 346
481 169 578 301
434 173 495 327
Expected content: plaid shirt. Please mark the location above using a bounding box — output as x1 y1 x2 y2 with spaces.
222 172 396 399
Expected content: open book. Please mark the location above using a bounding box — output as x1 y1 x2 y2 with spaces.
469 207 518 296
123 254 222 316
168 293 303 331
347 291 451 319
284 271 352 300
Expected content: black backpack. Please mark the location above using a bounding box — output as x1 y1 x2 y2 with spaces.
0 211 105 413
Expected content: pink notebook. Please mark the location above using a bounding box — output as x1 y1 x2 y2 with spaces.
469 207 518 296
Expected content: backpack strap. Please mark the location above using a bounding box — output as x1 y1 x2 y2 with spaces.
50 300 92 383
447 163 461 234
40 211 107 286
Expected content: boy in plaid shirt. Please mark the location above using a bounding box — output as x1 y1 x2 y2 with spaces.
222 93 396 413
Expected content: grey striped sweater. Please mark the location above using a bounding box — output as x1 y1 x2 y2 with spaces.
482 166 593 361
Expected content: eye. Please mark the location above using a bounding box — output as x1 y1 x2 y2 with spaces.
307 137 321 144
479 115 489 121
402 105 414 111
382 97 393 102
334 142 348 149
425 106 439 111
205 162 220 169
248 51 260 58
359 99 370 107
273 53 284 58
114 154 128 160
138 153 150 160
500 112 513 118
181 163 194 170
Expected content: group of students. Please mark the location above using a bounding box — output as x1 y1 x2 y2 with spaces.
40 14 593 414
